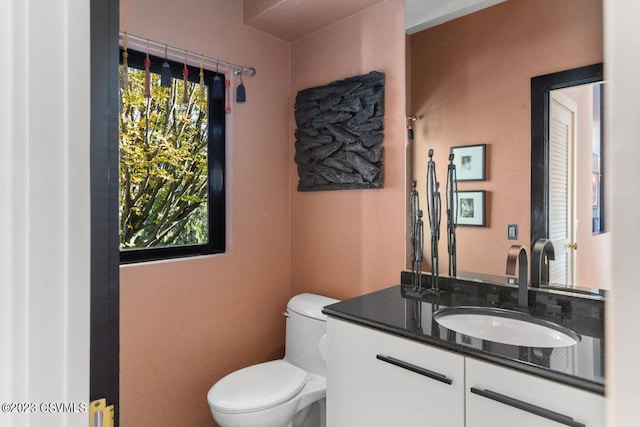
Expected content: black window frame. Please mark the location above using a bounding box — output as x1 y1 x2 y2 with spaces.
118 48 226 264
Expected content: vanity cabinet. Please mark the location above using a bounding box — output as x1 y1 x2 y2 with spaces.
327 318 604 427
466 358 604 427
327 318 465 427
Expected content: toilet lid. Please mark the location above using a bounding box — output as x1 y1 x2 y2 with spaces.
209 360 307 414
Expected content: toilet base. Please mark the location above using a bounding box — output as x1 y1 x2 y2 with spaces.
291 398 325 427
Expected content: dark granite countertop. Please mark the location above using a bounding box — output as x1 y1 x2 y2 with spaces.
323 275 605 395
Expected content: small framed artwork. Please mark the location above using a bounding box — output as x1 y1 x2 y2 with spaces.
451 144 486 181
455 190 486 226
592 172 600 208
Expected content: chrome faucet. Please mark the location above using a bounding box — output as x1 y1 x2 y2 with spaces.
531 238 555 288
506 245 529 308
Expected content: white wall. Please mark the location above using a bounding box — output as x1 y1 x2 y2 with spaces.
0 0 90 426
404 0 506 33
605 0 640 425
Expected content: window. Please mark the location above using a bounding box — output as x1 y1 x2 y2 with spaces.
119 49 225 263
591 82 605 234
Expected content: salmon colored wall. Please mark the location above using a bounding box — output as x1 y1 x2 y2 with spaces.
409 0 603 278
119 1 291 426
289 0 407 301
120 0 406 425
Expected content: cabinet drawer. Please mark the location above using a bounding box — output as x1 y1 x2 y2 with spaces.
327 318 464 427
466 358 604 427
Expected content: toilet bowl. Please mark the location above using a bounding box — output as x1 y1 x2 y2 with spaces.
207 294 338 427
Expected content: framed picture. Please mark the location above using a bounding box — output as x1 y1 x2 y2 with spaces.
592 153 600 172
451 144 486 181
455 190 486 226
592 172 600 208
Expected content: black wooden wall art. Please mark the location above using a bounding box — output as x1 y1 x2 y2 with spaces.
294 71 385 191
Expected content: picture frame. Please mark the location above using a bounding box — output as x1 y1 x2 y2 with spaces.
451 144 486 181
455 190 486 226
592 172 600 208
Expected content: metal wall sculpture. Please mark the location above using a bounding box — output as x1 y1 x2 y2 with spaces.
294 71 385 191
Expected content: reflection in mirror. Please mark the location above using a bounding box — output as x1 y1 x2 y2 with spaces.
407 0 605 290
531 64 608 288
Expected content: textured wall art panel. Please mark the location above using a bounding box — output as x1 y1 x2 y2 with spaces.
294 71 385 191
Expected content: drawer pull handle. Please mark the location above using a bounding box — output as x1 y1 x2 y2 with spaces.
376 355 452 385
470 387 585 427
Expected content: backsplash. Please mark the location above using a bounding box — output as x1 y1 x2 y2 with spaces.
399 270 605 337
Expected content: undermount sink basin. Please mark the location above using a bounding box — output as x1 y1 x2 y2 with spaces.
433 306 580 348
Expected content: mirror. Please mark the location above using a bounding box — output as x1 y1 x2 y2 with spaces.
407 0 606 289
531 64 607 288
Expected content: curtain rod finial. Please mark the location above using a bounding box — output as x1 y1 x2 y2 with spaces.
235 67 256 76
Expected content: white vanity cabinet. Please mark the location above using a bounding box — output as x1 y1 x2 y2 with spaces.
326 318 465 427
327 317 604 427
466 358 604 427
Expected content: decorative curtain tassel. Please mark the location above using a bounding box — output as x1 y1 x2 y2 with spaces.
199 56 205 101
212 62 224 100
160 45 172 87
121 32 129 90
406 116 416 141
236 72 246 103
143 40 151 98
182 51 189 104
225 79 231 112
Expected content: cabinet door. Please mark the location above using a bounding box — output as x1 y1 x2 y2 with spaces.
466 358 604 427
327 318 464 427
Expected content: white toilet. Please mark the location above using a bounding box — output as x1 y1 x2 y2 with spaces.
207 293 339 427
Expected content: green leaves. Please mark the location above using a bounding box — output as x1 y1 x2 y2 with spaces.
119 67 210 249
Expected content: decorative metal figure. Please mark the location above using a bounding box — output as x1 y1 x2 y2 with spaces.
426 149 442 293
410 180 424 292
446 153 459 276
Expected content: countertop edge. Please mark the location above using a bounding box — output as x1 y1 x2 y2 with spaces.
324 307 605 396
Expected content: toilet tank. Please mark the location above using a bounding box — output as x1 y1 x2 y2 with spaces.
284 293 339 376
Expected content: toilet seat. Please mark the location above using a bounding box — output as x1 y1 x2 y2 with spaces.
209 360 307 414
